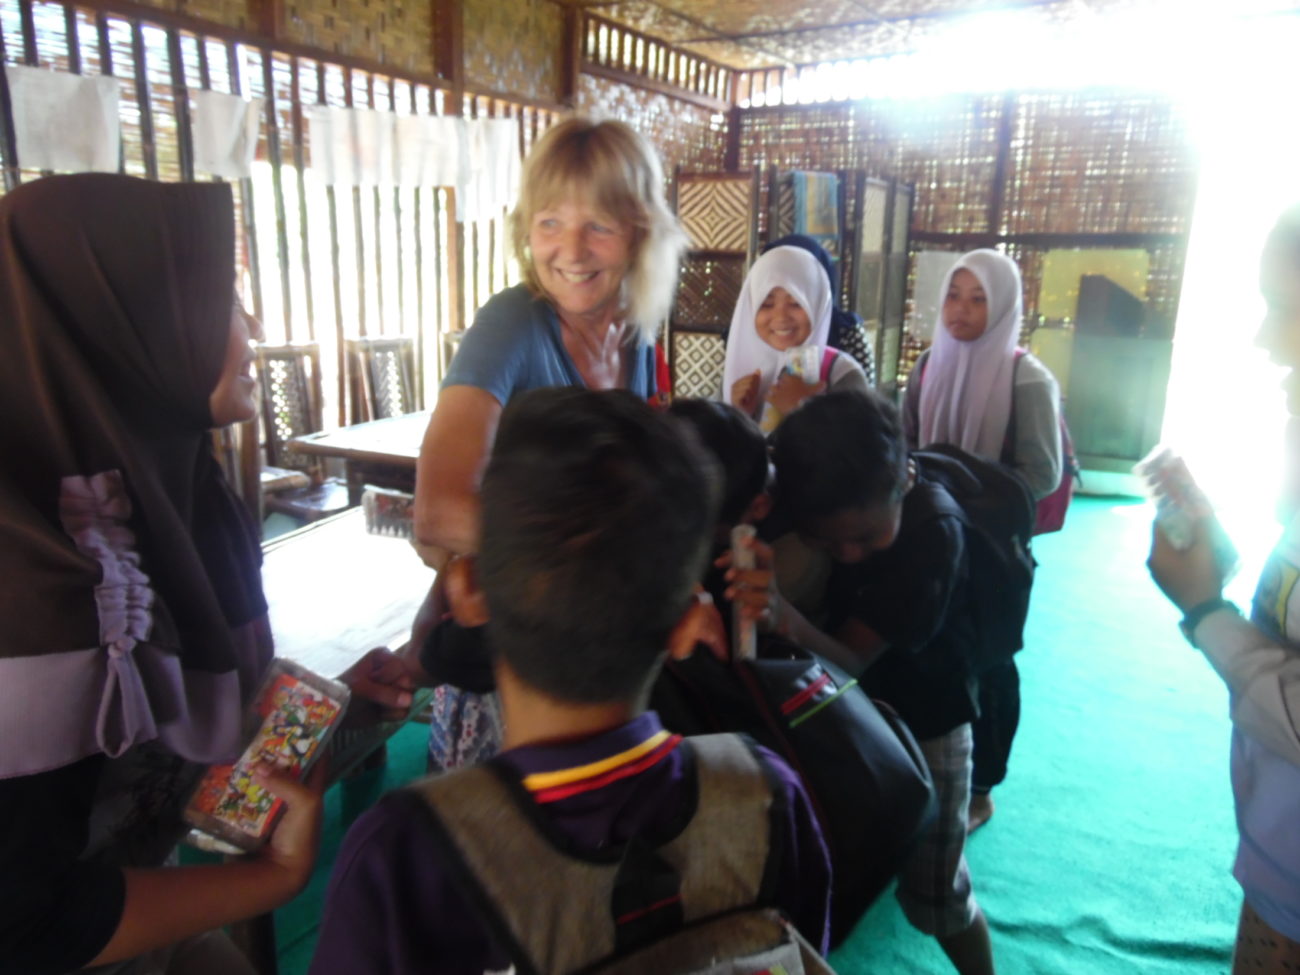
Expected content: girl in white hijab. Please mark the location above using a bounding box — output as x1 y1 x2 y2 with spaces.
723 246 868 429
905 248 1062 498
902 248 1063 834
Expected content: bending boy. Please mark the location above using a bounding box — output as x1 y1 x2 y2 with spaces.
735 390 995 975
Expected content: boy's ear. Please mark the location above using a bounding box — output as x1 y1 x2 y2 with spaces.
743 491 773 525
444 556 490 628
666 591 725 662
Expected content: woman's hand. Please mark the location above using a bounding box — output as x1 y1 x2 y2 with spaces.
717 535 782 633
766 372 825 418
731 370 762 415
1147 520 1226 613
254 760 328 896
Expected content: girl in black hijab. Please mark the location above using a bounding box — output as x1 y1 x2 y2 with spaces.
0 174 320 973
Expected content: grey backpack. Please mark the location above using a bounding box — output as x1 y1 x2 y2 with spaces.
408 733 836 975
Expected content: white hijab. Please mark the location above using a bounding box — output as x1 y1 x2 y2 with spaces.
917 249 1023 459
721 246 833 415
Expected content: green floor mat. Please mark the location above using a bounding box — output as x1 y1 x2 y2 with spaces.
278 497 1244 975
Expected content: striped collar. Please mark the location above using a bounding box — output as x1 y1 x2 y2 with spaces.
500 712 682 805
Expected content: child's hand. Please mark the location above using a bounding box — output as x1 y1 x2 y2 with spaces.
341 647 418 727
717 535 781 631
731 370 761 415
692 589 730 662
766 372 825 417
254 759 327 896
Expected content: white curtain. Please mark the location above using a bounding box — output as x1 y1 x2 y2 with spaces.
307 109 519 223
191 90 262 179
5 65 119 172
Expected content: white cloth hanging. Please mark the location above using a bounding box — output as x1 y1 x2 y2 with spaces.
309 106 467 190
394 114 464 188
191 90 262 179
458 117 520 223
308 105 393 186
5 65 119 173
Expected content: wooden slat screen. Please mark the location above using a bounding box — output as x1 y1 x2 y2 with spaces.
0 0 559 429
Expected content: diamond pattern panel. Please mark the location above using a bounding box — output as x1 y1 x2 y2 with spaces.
678 177 753 253
671 330 726 400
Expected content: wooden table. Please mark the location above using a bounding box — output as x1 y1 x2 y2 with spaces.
234 508 434 974
287 410 431 504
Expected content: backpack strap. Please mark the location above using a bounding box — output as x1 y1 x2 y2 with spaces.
819 347 837 385
406 732 780 975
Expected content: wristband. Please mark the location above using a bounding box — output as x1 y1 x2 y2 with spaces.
1179 596 1240 648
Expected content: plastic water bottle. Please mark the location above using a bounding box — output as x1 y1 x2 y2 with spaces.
730 524 758 661
758 345 824 434
1134 446 1239 582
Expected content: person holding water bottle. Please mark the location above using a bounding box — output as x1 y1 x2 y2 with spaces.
723 246 869 432
1147 207 1300 973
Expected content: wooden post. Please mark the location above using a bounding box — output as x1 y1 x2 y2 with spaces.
431 0 463 102
559 4 582 108
432 0 465 335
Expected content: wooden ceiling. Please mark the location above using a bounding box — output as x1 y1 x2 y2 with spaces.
564 0 1180 70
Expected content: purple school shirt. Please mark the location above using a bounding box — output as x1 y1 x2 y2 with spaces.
310 713 832 975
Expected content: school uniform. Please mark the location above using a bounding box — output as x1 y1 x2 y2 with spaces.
309 712 831 975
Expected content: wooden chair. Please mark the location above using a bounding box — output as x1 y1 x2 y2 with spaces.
255 343 352 523
348 335 418 423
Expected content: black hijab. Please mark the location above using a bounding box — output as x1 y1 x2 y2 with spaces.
0 175 266 775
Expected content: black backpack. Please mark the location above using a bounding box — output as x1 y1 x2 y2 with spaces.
911 445 1037 674
650 637 936 946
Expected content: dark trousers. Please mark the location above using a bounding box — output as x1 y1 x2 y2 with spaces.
971 659 1021 793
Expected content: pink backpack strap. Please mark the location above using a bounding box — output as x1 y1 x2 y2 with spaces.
819 347 837 384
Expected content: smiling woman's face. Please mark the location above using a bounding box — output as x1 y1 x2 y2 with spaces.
528 198 633 328
208 302 260 428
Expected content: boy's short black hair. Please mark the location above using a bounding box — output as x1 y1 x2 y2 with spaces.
478 387 720 704
771 390 908 522
667 398 768 527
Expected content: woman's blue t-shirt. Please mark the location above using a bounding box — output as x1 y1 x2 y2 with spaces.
442 284 656 404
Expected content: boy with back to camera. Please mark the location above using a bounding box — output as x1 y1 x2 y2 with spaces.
727 389 996 975
309 387 832 975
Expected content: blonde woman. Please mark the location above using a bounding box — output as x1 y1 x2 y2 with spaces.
410 117 690 770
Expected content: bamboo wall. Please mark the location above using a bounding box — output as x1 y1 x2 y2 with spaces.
575 74 725 174
738 91 1197 327
463 0 561 103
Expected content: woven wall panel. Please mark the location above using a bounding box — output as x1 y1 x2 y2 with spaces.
575 75 724 175
130 0 250 29
871 95 1003 234
673 255 746 333
744 98 1000 230
671 330 726 399
464 0 562 103
678 176 753 252
1004 94 1196 235
740 92 1194 341
281 0 434 73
